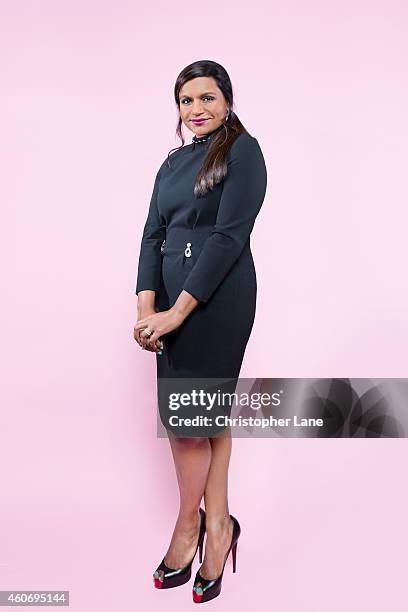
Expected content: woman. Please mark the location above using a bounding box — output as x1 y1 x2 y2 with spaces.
133 59 267 603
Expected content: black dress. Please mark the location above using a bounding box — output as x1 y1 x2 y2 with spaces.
135 125 267 434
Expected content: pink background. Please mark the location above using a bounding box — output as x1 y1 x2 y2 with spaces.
1 1 407 610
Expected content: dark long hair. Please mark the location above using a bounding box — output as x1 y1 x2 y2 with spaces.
167 60 248 197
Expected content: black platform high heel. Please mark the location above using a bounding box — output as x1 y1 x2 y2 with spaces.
192 514 241 603
153 507 206 589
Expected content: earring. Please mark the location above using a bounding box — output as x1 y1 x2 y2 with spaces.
225 108 231 121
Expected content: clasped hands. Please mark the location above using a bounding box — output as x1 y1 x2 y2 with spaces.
134 307 185 353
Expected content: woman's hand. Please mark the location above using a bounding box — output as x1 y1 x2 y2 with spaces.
134 306 162 352
134 307 186 353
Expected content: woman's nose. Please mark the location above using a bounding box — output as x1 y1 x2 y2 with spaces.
192 102 205 114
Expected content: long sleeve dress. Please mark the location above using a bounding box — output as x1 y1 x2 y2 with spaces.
135 125 267 434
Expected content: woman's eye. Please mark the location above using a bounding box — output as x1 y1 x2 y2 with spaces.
181 96 215 105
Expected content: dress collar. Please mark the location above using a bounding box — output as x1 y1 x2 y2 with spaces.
192 124 225 145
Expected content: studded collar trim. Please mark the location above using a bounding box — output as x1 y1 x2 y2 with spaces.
192 124 224 146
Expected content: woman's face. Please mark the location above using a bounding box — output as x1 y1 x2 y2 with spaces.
179 76 229 137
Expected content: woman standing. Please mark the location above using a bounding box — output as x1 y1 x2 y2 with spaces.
133 59 267 603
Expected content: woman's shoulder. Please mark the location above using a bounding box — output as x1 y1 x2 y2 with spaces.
230 131 262 152
156 131 263 175
157 143 191 175
229 131 264 161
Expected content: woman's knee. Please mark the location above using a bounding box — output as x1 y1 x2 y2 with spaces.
172 435 208 448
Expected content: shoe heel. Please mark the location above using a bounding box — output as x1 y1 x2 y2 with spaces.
232 541 237 573
199 537 203 563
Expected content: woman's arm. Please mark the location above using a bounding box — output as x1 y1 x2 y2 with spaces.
134 162 166 351
171 289 200 318
135 163 166 296
181 134 267 304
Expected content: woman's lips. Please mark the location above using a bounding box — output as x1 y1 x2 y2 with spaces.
192 118 209 124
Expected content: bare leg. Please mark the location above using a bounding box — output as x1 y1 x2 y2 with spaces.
163 432 212 568
200 429 234 579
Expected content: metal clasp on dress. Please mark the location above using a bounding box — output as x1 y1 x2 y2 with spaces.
184 242 192 257
160 239 166 254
